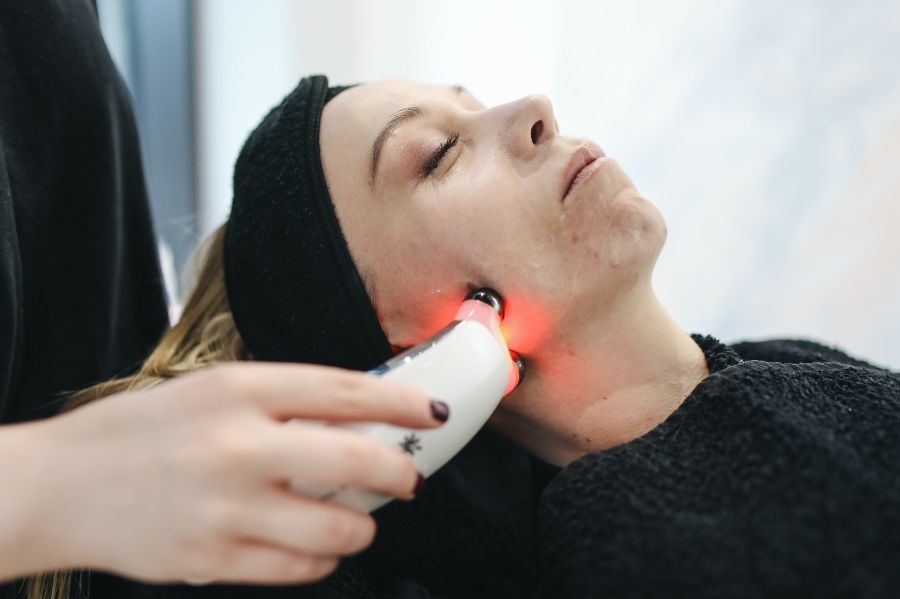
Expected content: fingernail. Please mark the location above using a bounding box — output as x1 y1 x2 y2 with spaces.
430 400 450 423
413 472 426 497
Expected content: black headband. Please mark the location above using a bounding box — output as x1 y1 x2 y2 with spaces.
223 75 393 370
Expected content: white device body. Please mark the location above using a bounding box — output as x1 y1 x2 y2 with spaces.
288 298 517 512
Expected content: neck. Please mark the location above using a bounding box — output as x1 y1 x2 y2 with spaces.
491 282 709 466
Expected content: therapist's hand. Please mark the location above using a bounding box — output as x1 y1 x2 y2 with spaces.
2 363 446 585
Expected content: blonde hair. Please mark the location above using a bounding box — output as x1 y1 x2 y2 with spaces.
27 224 251 599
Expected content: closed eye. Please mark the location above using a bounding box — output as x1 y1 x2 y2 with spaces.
421 132 460 178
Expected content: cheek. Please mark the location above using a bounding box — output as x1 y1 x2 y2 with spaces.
378 173 530 341
369 223 459 338
421 166 523 275
445 176 567 354
369 200 490 343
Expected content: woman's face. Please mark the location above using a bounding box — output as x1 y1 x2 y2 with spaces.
320 80 665 374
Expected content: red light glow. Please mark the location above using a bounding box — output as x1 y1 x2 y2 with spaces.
400 291 553 363
498 295 552 355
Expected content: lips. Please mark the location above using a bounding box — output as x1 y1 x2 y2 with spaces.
562 142 605 202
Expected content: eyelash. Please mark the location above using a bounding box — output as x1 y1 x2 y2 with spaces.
421 132 460 178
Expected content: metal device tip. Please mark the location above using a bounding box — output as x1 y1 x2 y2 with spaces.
510 351 526 388
466 288 504 319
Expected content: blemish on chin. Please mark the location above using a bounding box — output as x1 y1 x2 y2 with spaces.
609 258 621 269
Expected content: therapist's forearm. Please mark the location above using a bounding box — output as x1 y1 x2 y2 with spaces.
0 421 71 581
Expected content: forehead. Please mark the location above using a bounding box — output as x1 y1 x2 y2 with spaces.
323 80 453 147
327 79 456 127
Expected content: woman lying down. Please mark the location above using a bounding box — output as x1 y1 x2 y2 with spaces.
33 76 900 599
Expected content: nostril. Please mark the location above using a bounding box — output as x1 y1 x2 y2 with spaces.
530 120 543 145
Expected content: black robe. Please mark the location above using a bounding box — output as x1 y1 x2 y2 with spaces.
1 2 167 597
0 0 168 425
85 335 900 599
536 335 900 598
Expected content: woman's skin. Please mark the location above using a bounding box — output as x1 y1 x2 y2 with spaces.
321 81 709 466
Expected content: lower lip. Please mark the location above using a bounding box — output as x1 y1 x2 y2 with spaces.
564 157 609 202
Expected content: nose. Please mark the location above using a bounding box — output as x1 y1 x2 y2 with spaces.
493 94 557 159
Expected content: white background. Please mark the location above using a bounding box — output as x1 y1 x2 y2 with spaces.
192 0 900 368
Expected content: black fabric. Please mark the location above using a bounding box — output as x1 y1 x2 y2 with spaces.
537 335 900 598
731 337 900 376
0 0 168 421
1 0 168 595
79 336 900 599
224 75 393 371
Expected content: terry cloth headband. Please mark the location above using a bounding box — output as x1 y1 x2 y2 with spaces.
223 75 394 370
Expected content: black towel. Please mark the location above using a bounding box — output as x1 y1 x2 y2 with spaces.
537 335 900 598
87 335 900 598
224 75 393 371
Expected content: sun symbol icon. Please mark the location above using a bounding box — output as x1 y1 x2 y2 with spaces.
399 433 423 455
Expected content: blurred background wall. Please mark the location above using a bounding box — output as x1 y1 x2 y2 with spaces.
97 0 900 368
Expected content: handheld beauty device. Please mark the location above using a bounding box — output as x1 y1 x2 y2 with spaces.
185 290 522 585
289 288 524 512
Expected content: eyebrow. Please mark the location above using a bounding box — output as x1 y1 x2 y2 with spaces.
369 85 468 189
370 105 423 188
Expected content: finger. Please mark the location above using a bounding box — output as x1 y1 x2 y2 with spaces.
262 423 420 499
208 541 338 585
233 492 376 557
213 363 448 427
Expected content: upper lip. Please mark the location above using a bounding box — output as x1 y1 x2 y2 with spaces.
561 142 605 201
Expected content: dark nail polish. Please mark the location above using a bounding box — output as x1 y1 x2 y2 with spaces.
413 473 426 497
430 400 450 423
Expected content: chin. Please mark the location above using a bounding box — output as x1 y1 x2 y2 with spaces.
628 196 667 283
585 198 666 300
587 187 665 257
642 196 668 254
